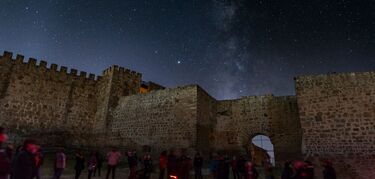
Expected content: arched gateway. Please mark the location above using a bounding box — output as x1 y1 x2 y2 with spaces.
2 52 374 178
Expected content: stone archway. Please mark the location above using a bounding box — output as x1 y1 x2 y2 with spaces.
250 134 275 166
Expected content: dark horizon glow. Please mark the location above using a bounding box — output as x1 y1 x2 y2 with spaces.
1 0 374 100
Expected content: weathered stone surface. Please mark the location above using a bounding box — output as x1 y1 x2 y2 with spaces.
212 95 302 164
108 85 198 152
0 51 374 178
295 72 375 179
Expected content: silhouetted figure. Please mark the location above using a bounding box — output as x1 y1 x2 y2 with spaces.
322 161 336 179
193 153 203 179
75 151 85 179
264 162 275 179
218 155 230 179
5 144 13 164
159 151 168 179
304 160 314 179
281 161 293 179
244 161 258 179
88 152 98 179
236 156 246 179
13 139 38 179
180 155 192 179
127 150 138 179
106 148 122 179
53 148 66 179
231 156 240 179
291 160 309 179
209 155 219 179
94 151 104 177
0 127 11 179
167 151 179 178
34 147 44 179
142 154 153 179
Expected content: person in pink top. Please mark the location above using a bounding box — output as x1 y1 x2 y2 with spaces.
53 148 66 179
106 148 122 179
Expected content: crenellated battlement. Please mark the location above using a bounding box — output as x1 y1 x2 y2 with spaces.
0 51 104 82
102 65 142 79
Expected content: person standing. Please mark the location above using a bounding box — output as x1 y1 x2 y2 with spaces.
94 151 104 177
0 127 11 179
87 152 98 179
34 147 44 179
244 161 258 179
74 151 85 179
12 139 39 179
193 153 203 179
167 150 178 179
180 155 192 179
291 160 309 179
159 151 168 179
322 161 336 179
142 154 153 179
231 156 240 179
218 155 230 179
281 161 293 179
106 148 122 179
237 156 246 179
127 150 138 179
53 148 66 179
209 155 219 179
304 161 314 179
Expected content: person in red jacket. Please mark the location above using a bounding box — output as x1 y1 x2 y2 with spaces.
0 127 11 179
159 151 168 179
244 161 258 179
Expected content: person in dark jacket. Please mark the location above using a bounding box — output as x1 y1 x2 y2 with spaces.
281 161 293 179
0 127 11 179
209 155 219 179
12 139 38 179
142 154 153 179
127 150 138 179
87 152 98 179
231 156 239 179
74 151 85 179
304 160 314 179
236 156 246 179
322 161 336 179
93 151 104 177
180 155 192 179
193 153 203 179
167 151 178 179
217 155 230 179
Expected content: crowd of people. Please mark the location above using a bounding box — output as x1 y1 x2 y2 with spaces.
0 128 337 179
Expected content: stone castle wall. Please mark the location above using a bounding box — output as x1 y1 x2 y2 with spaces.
108 85 198 152
295 72 375 179
213 95 302 165
196 86 217 154
0 52 142 147
0 50 374 178
0 52 98 145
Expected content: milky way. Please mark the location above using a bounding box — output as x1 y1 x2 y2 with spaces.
1 0 374 99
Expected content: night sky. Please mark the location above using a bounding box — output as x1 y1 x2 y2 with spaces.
1 0 374 100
